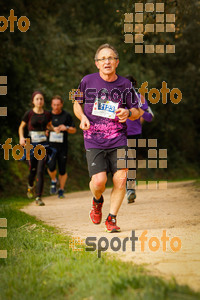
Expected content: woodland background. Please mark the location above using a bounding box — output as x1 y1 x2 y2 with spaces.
0 0 199 195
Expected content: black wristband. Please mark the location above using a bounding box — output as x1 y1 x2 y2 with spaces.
128 109 132 117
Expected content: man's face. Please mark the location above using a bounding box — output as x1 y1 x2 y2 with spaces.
95 48 119 76
51 99 63 114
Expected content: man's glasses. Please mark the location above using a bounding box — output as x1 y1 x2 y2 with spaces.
95 56 119 62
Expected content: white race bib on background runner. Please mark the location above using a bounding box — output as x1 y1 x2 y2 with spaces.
92 98 118 119
49 132 64 143
29 131 47 143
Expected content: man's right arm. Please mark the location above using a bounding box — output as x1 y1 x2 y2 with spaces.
73 101 90 130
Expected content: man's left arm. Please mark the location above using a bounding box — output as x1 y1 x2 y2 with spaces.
116 83 143 122
115 93 141 122
115 107 140 123
66 126 76 134
58 114 77 134
58 124 76 133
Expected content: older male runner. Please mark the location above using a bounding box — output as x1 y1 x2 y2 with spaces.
73 44 141 232
48 95 76 198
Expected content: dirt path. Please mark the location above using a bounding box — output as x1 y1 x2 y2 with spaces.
21 181 200 292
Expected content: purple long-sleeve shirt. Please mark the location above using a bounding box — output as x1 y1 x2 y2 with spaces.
126 97 153 136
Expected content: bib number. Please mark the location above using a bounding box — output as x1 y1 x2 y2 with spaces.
49 132 64 143
30 131 47 143
92 98 118 119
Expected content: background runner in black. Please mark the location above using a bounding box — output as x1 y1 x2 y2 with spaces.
47 95 76 198
126 76 154 204
18 91 52 206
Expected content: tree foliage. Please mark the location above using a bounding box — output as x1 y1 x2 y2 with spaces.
0 0 199 193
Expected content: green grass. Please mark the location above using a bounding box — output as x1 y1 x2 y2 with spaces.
0 197 200 300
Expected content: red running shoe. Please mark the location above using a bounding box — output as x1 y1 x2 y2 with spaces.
105 215 121 233
89 197 103 225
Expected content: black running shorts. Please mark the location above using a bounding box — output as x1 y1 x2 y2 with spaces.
86 147 127 178
48 148 67 175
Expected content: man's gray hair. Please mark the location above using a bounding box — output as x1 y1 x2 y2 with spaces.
94 44 119 60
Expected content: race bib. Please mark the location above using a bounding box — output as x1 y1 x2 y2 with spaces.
92 98 118 119
49 132 64 143
29 131 47 143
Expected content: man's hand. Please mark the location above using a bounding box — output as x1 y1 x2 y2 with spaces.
138 107 145 117
80 115 90 130
58 124 67 132
115 108 129 123
54 126 60 133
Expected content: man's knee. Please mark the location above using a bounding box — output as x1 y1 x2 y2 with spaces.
113 169 128 189
91 173 107 189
